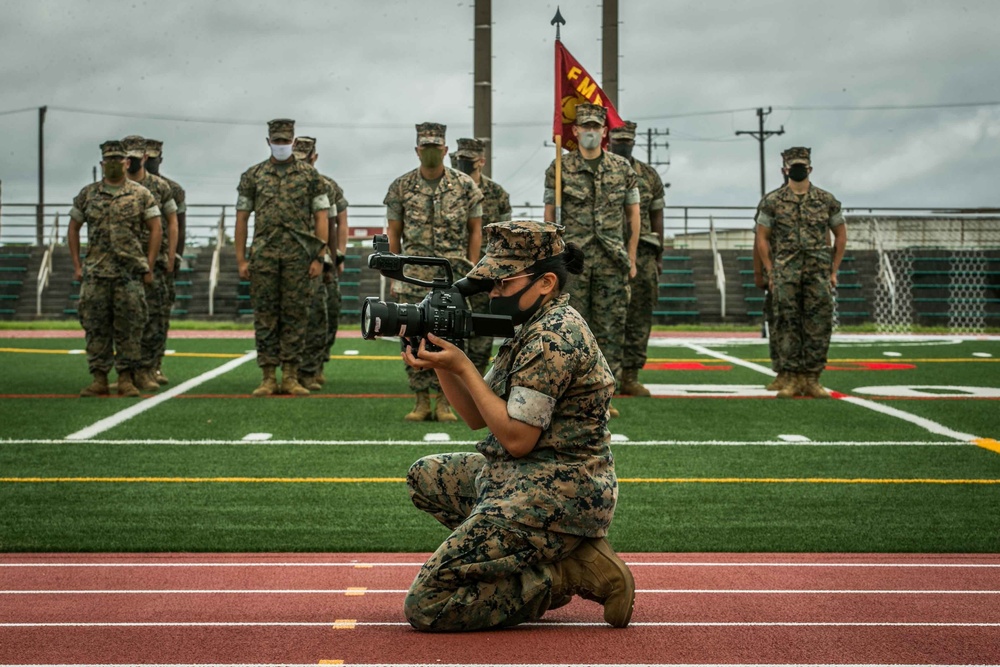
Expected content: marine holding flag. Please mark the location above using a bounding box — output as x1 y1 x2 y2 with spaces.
544 102 640 419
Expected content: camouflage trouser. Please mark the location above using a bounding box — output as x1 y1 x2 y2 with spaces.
763 289 778 371
78 274 147 375
771 264 833 374
249 254 317 368
160 269 175 362
465 291 493 375
622 244 659 371
324 268 342 361
302 281 329 376
405 452 581 632
566 241 630 384
139 267 167 369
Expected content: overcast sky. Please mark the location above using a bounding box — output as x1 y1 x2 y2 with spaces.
2 0 999 242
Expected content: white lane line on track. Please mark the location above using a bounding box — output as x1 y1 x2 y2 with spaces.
3 561 1000 568
0 438 968 446
684 343 982 442
3 589 999 595
2 621 1000 628
63 352 257 441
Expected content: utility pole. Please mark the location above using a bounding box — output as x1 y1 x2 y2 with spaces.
37 105 47 245
601 0 619 107
642 128 669 168
735 107 784 197
473 0 493 176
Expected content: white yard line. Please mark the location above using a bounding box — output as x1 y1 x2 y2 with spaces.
684 343 982 443
64 353 257 441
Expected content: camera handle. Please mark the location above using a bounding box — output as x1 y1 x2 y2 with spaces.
367 233 454 289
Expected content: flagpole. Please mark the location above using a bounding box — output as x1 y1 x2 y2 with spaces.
551 7 565 226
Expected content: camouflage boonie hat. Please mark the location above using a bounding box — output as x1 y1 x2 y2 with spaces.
781 146 811 165
145 138 164 158
453 137 485 159
122 135 147 157
609 120 637 142
467 220 567 282
293 136 317 160
100 140 127 159
416 122 446 146
267 118 295 141
574 103 607 126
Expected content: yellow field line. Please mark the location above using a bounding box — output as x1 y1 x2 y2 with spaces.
1 476 998 485
974 438 1000 455
0 347 397 361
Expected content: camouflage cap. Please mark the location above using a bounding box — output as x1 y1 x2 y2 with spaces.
122 134 147 157
416 122 446 146
145 138 164 158
467 220 567 282
574 103 607 126
100 140 127 159
781 146 811 165
609 120 637 142
453 137 485 159
293 136 317 160
267 118 295 140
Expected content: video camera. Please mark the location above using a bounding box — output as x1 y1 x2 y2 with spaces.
361 234 515 351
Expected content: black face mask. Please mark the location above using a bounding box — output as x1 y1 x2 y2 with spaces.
489 275 544 326
127 157 144 174
609 143 633 160
787 163 810 182
456 157 476 175
145 157 160 175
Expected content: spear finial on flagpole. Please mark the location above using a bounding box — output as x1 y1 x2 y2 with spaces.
551 6 565 41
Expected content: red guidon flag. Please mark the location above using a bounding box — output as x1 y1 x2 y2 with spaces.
553 40 624 151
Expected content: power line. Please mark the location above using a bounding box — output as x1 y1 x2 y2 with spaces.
0 107 37 118
776 100 1000 112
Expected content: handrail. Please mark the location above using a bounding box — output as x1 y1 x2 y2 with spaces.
709 217 726 318
35 213 59 316
207 211 225 316
873 218 897 313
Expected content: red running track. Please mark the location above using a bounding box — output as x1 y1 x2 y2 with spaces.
1 552 999 665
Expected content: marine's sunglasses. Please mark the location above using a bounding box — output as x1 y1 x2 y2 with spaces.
493 273 535 291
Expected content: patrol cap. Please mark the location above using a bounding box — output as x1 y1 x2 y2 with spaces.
268 118 295 141
145 138 164 158
467 220 567 282
453 137 485 159
293 136 317 160
781 146 811 165
100 140 127 159
122 134 147 158
416 122 446 146
574 103 607 127
609 120 637 142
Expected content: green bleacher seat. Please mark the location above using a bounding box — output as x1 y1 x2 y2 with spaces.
171 310 188 316
747 310 763 317
0 253 31 259
174 280 193 287
0 294 18 300
238 308 254 315
658 296 698 302
660 282 695 289
174 294 192 300
654 310 700 317
837 297 867 303
0 309 15 315
913 297 1000 303
0 280 23 286
343 267 361 274
236 294 251 300
0 267 27 272
341 310 361 316
838 311 870 317
341 295 359 302
63 308 78 315
662 256 690 261
660 269 693 275
340 281 360 288
745 296 764 303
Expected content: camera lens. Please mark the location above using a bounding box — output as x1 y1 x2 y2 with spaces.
361 297 388 339
360 297 424 340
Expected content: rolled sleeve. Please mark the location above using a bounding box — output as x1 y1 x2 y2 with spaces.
756 210 774 229
829 211 846 228
69 206 85 223
311 193 331 213
624 187 641 206
162 198 178 215
469 203 483 219
507 386 557 430
143 205 162 221
543 187 556 205
649 197 665 211
235 194 254 211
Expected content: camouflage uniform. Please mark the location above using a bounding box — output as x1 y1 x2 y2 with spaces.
452 138 511 374
236 120 330 369
123 136 178 375
384 123 483 394
613 123 665 376
754 195 780 372
756 147 845 377
405 221 617 632
544 107 640 383
69 142 160 377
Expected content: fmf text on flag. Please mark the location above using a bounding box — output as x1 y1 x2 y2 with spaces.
553 40 624 151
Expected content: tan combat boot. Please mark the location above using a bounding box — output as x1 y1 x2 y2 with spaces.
404 391 432 421
280 364 311 396
135 368 160 392
79 371 109 397
316 370 327 386
776 373 802 399
620 369 651 397
298 373 322 392
549 537 635 628
434 393 458 422
252 366 278 397
800 373 832 399
117 370 141 397
766 371 791 392
154 362 169 385
608 404 620 419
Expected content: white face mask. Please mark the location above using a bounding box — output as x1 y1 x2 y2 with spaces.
270 143 293 161
579 130 603 150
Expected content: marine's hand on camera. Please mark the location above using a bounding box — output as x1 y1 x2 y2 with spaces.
402 333 472 376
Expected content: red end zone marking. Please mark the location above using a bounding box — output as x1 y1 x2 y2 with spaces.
826 362 917 371
645 362 732 371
